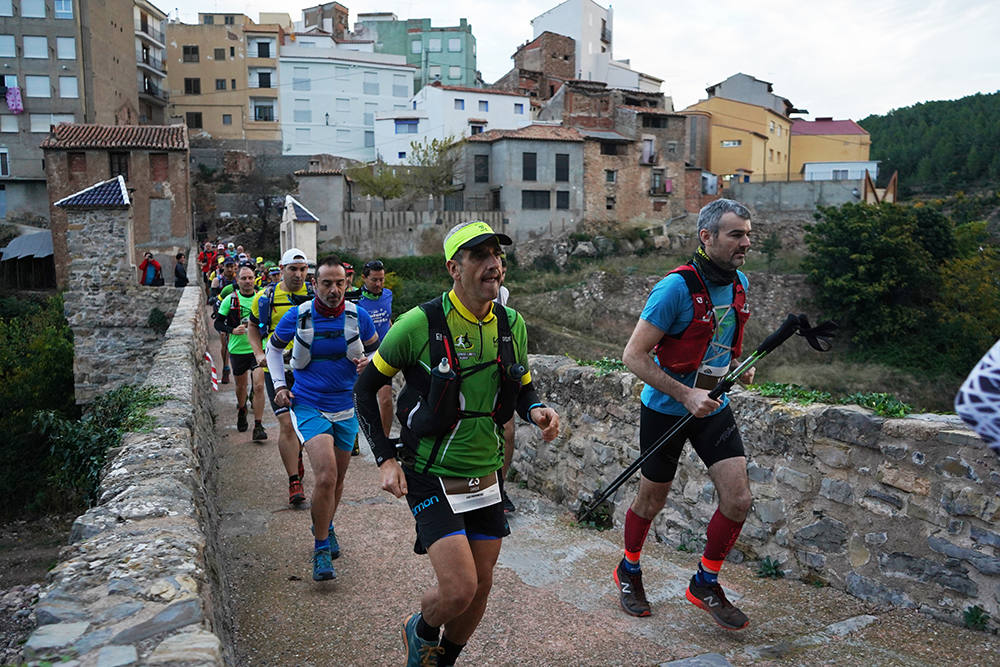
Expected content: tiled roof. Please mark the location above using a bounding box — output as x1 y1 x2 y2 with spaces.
54 176 131 209
285 195 319 222
792 119 868 136
466 125 583 143
580 129 632 142
293 169 344 176
40 124 189 150
1 230 52 261
617 105 677 116
428 81 528 98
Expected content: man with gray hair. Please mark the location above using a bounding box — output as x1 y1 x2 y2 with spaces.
615 198 755 630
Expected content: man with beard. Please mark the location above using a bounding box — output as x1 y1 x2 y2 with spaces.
211 256 239 384
358 259 394 437
215 264 267 440
267 256 378 581
614 199 755 631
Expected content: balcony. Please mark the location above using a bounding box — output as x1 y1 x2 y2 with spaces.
600 26 612 43
139 81 169 103
136 50 166 75
135 20 165 45
640 150 658 166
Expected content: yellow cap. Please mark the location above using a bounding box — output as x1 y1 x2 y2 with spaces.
443 221 512 261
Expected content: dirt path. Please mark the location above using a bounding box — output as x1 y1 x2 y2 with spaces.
207 333 1000 666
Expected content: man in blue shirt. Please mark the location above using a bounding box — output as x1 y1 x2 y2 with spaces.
266 255 379 582
358 259 394 437
616 199 755 631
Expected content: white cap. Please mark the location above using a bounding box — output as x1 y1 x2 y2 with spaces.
280 248 308 266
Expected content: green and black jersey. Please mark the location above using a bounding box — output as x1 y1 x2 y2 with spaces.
372 290 532 478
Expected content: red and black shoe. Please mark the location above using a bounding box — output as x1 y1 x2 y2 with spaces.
614 560 651 617
288 479 305 506
685 575 749 630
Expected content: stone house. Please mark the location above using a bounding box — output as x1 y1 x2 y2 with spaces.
460 124 584 240
493 31 576 105
538 80 688 223
42 123 191 288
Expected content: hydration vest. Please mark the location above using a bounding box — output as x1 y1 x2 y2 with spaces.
396 295 523 474
257 282 314 337
652 265 749 375
289 300 363 370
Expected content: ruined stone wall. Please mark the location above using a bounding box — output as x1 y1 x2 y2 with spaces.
25 286 230 665
515 355 1000 626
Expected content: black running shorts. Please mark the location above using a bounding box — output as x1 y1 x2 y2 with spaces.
264 367 296 416
230 352 257 377
639 404 745 483
403 465 510 554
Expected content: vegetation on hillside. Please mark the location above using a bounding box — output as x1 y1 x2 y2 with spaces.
860 90 1000 192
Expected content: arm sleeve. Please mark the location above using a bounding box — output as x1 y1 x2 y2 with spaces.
354 363 395 466
515 381 543 422
266 336 288 386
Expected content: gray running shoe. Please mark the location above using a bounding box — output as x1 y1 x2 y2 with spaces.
685 575 749 630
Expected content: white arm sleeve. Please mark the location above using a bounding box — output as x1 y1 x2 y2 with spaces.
954 338 1000 458
266 340 288 389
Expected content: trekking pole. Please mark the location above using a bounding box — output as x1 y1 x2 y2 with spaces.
576 313 836 522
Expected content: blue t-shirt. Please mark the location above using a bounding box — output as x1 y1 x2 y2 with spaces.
639 270 749 416
358 287 393 341
273 302 376 412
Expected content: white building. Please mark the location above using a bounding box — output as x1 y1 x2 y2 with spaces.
531 0 661 92
374 82 531 165
278 37 414 159
802 161 879 181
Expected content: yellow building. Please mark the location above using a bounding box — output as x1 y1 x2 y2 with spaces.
166 13 285 148
789 118 871 180
682 96 792 183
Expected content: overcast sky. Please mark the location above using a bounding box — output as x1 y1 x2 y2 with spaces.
168 0 998 121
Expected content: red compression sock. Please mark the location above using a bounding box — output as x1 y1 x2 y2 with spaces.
623 507 653 564
701 508 744 573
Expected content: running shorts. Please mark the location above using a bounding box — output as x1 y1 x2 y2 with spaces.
289 405 357 451
639 403 745 483
230 352 257 377
264 367 296 416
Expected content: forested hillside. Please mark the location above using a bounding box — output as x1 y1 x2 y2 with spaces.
860 90 1000 192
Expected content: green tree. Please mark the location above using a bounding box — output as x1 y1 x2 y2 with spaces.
346 158 405 209
759 231 783 271
406 136 461 207
932 248 1000 370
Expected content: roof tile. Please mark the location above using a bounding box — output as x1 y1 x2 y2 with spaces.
791 119 868 136
466 124 583 143
40 124 189 151
54 176 131 209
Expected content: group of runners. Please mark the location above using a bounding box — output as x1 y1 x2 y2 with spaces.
199 200 901 665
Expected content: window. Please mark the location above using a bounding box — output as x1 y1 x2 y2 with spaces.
454 98 465 110
429 65 441 80
522 152 536 181
109 152 129 181
336 98 349 112
67 151 85 173
222 114 232 125
395 119 418 134
0 148 7 176
411 41 421 54
293 67 309 91
296 128 310 143
514 103 524 115
556 191 569 210
214 48 225 60
257 42 270 58
56 36 75 59
777 125 782 137
474 155 489 183
54 0 72 19
25 76 50 97
428 38 441 52
23 36 47 59
293 99 311 123
0 115 16 132
224 15 234 25
182 45 199 63
769 120 775 133
449 66 461 79
720 140 741 147
776 151 781 163
186 112 203 128
230 46 235 57
149 153 168 182
231 79 236 89
254 104 274 121
651 169 668 194
768 149 774 161
257 71 271 88
642 116 667 128
337 129 350 143
0 35 12 58
469 124 483 135
478 100 488 112
555 154 569 182
363 71 378 95
58 76 77 98
184 78 200 95
521 190 550 209
833 169 849 180
448 38 461 52
21 0 44 18
29 113 74 132
398 151 406 159
392 74 407 98
600 142 619 156
215 79 226 90
605 169 616 183
203 15 214 24
364 131 374 148
606 196 615 210
364 103 376 126
666 141 677 155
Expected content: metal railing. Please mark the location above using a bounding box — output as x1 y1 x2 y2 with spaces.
136 50 165 72
135 20 165 44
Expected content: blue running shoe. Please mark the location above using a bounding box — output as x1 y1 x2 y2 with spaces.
401 613 443 667
312 547 335 581
310 522 340 559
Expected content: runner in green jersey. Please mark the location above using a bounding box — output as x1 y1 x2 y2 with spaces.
215 265 266 439
354 221 559 667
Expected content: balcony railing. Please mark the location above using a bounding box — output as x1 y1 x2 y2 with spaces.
135 20 165 44
140 81 168 102
136 50 165 73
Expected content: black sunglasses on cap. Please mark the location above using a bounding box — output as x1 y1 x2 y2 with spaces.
364 260 384 272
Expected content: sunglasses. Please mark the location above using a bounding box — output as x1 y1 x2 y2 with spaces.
364 260 384 272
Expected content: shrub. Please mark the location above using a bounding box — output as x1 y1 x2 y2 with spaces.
756 556 785 579
963 604 990 631
147 307 170 335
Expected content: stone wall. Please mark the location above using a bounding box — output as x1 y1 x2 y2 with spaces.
24 285 230 665
729 179 863 212
515 355 1000 626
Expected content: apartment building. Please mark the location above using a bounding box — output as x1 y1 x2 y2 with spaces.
790 117 872 181
166 13 283 151
374 82 531 165
0 0 137 222
134 0 168 124
278 38 413 160
354 14 477 90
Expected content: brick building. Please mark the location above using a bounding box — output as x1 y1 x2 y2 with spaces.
538 80 687 224
41 123 191 288
493 31 575 107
